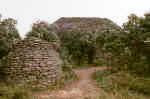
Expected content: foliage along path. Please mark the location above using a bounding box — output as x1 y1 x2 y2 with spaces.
34 67 106 99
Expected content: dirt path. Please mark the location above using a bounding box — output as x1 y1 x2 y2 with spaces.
34 67 106 99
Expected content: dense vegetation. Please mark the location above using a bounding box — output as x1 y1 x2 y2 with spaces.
0 16 30 99
0 17 21 80
0 12 150 98
0 18 20 59
94 13 150 99
58 31 96 65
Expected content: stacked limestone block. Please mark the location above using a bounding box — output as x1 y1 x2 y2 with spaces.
6 38 61 88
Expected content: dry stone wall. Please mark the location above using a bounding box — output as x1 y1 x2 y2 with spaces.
6 38 61 88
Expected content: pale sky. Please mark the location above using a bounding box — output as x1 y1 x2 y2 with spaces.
0 0 150 38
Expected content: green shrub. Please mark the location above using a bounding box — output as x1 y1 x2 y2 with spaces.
93 70 150 96
0 56 8 80
95 58 105 66
129 78 150 94
98 90 150 99
0 84 32 99
62 64 72 72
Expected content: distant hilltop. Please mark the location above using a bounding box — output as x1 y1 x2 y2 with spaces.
53 17 121 35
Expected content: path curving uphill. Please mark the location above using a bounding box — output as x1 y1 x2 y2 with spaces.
34 67 106 99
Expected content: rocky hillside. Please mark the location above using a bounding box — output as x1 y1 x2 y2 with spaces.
49 17 121 65
52 17 121 36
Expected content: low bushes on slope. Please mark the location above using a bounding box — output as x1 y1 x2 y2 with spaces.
93 70 150 99
0 84 32 99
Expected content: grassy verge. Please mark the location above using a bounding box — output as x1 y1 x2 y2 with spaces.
93 70 150 99
0 83 32 99
0 66 78 98
60 65 78 87
48 69 78 90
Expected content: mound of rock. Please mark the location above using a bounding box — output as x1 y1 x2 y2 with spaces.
53 17 121 36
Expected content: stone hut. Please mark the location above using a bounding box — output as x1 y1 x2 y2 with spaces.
6 38 61 88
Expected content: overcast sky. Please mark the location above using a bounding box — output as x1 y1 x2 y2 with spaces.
0 0 150 37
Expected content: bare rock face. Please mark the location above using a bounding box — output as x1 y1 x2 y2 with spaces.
6 37 62 88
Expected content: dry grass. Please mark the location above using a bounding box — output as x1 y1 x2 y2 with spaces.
93 70 150 99
0 83 32 99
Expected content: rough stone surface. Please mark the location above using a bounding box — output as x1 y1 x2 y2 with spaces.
53 17 121 36
6 38 62 88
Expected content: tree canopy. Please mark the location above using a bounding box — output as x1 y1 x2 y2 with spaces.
0 17 20 59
